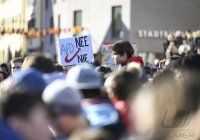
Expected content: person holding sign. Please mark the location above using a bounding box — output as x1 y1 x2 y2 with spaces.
112 41 144 67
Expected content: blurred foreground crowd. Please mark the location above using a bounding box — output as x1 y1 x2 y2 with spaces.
0 39 200 140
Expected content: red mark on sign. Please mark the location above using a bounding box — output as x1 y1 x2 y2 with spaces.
65 48 81 63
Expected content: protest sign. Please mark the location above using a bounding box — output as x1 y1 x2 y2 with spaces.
101 42 137 70
58 35 94 66
101 42 118 70
101 42 113 65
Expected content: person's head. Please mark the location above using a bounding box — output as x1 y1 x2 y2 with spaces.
196 30 200 38
112 41 134 65
192 31 197 39
175 30 182 37
186 32 193 40
106 70 141 101
0 93 52 140
169 41 179 56
66 64 104 99
13 68 46 95
10 57 24 75
1 63 9 74
22 54 55 73
0 68 47 97
126 62 143 78
167 33 174 42
42 80 84 137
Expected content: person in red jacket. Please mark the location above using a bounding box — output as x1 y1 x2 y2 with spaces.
112 41 144 67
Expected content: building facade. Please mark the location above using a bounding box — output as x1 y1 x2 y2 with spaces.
130 0 200 60
0 0 26 63
52 0 131 54
27 0 58 60
1 0 200 63
52 0 200 62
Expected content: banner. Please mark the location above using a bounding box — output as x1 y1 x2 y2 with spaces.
101 42 118 70
58 35 94 66
101 42 113 65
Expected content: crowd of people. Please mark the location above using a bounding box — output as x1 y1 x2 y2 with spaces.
0 35 200 140
161 30 200 70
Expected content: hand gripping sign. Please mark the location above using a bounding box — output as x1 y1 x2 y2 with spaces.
58 35 94 66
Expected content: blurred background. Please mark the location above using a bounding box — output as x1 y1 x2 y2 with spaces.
0 0 200 64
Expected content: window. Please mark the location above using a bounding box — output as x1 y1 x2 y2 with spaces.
45 0 48 9
50 17 54 43
58 15 60 29
74 10 82 26
27 0 36 6
112 6 122 38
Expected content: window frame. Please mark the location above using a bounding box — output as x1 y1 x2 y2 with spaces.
112 6 122 39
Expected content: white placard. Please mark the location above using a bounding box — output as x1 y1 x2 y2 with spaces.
58 35 94 66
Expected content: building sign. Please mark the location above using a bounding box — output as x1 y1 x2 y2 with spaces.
138 30 169 38
58 35 94 66
137 30 187 39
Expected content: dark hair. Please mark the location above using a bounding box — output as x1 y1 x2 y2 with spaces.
1 63 9 72
111 71 141 100
112 41 134 58
187 30 192 34
0 93 45 119
26 54 55 73
0 71 8 80
81 89 108 99
91 60 101 67
54 63 64 72
11 57 24 64
96 66 112 76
